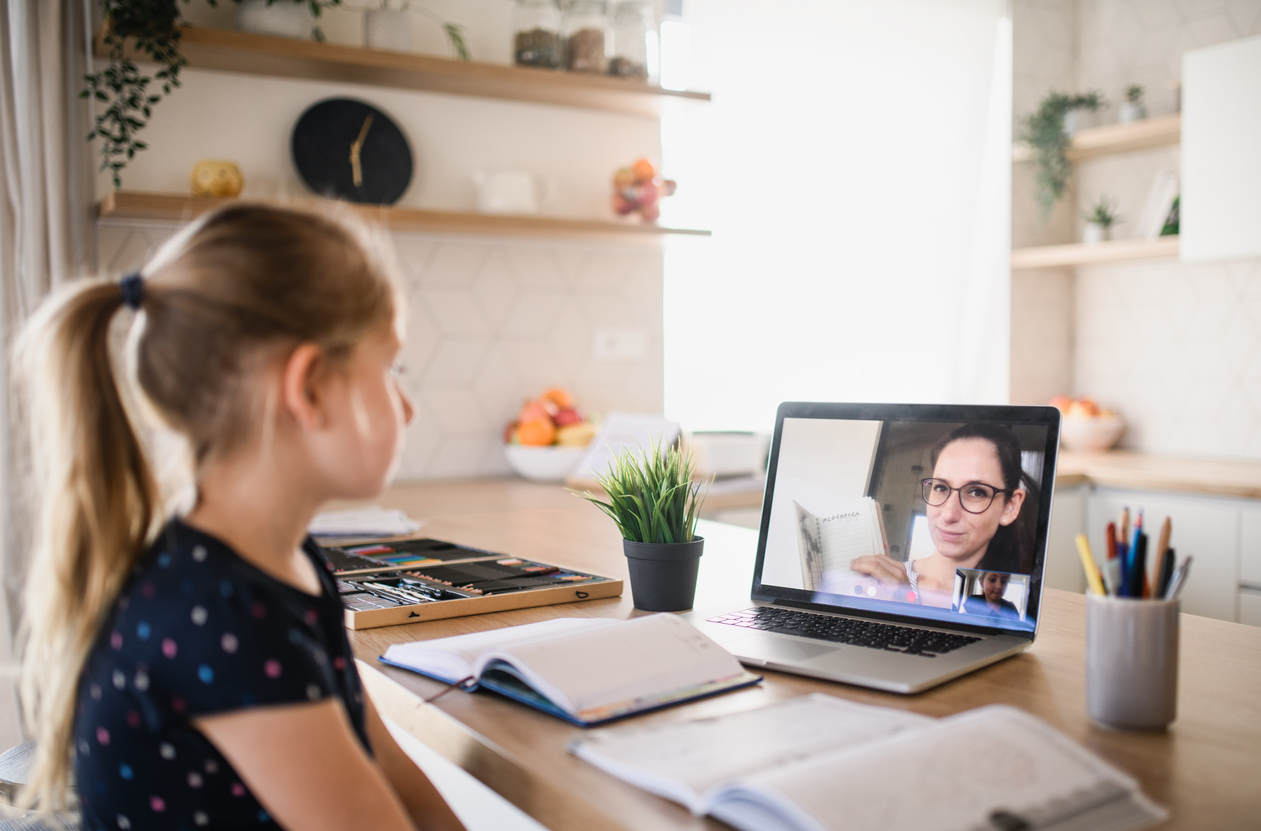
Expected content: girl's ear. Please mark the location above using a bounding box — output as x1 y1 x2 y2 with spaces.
280 343 327 431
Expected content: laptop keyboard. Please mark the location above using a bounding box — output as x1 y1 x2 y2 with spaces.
709 607 981 657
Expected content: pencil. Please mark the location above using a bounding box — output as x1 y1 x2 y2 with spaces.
1153 517 1172 597
1106 522 1118 560
1075 534 1106 596
1120 508 1130 548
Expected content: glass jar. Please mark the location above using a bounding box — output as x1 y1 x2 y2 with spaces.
563 0 609 74
609 1 657 82
513 0 562 69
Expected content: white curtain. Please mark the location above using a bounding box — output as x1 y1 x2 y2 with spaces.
662 0 1013 432
0 0 96 747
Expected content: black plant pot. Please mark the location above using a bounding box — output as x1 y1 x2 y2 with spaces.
622 537 704 612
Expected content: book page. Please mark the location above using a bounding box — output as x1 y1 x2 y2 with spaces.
380 617 619 684
794 502 824 590
570 694 930 814
480 613 745 718
712 705 1166 831
815 497 885 596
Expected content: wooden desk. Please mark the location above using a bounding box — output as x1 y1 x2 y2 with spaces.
348 478 1261 831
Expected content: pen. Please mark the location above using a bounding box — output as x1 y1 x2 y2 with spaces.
1165 555 1194 600
1130 532 1147 598
1158 546 1176 597
1075 535 1106 596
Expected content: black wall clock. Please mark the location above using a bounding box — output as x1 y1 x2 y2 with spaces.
291 98 413 205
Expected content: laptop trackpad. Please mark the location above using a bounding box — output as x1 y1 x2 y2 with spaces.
726 631 838 664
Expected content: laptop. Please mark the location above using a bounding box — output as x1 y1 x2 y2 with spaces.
683 402 1061 694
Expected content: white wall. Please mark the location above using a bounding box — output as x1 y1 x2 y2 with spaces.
92 1 668 479
662 0 1013 432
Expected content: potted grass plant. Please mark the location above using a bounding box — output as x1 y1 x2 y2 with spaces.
575 440 711 612
1082 196 1120 244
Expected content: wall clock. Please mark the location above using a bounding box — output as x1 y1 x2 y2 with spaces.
291 98 413 205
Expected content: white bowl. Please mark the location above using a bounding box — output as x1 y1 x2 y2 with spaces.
1060 415 1124 453
503 445 587 483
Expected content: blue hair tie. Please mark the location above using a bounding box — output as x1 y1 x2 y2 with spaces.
119 272 144 310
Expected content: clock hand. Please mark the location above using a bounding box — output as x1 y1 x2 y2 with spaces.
349 114 375 187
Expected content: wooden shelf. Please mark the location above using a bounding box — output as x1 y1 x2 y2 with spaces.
1012 114 1181 163
95 25 710 118
1011 236 1179 269
97 191 711 240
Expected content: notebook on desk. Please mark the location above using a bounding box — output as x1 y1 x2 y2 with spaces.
682 402 1061 694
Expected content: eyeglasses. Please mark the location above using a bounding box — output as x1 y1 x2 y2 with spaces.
920 478 1011 514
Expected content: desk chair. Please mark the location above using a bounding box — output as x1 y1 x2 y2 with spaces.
0 742 78 831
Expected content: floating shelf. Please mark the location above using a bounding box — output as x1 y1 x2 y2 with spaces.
97 191 711 240
1012 114 1181 163
95 25 710 118
1011 236 1179 270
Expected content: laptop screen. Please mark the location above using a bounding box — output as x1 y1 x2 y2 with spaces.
752 403 1061 636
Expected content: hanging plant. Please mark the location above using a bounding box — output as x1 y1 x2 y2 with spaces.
1018 91 1105 221
83 0 467 188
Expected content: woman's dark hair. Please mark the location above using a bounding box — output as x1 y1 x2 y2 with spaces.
929 422 1040 574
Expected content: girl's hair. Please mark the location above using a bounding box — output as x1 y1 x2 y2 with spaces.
14 203 399 808
929 423 1041 575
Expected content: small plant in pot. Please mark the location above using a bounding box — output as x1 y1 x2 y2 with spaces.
574 440 711 612
1118 84 1146 124
1082 196 1120 244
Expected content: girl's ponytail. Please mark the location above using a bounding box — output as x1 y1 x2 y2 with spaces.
15 277 160 809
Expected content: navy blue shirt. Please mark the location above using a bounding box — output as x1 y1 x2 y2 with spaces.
73 519 367 830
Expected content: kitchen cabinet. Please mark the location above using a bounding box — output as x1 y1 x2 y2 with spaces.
1085 488 1242 622
1182 35 1261 262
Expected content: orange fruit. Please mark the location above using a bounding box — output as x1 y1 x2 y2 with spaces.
631 157 657 183
540 386 574 409
516 418 556 446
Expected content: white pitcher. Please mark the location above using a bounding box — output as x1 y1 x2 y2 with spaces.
472 170 559 215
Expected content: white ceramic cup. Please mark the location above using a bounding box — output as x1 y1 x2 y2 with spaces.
364 9 412 52
1086 595 1179 731
473 170 558 215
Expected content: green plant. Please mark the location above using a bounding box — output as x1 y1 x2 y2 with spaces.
1019 90 1106 220
84 0 467 189
1083 196 1120 227
85 0 340 188
573 440 710 545
1125 84 1144 105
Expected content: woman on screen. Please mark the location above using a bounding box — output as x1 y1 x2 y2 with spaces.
850 423 1039 608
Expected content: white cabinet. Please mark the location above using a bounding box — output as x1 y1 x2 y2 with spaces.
1045 485 1086 593
1182 35 1261 262
1085 488 1240 622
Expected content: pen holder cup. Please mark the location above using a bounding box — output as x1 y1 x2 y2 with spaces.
623 537 704 612
1086 595 1179 731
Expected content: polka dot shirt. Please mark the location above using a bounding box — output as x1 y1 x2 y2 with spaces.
73 519 368 830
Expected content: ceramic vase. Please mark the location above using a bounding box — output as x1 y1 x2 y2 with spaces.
1062 107 1095 136
237 0 315 39
365 9 412 52
1118 101 1147 124
1082 222 1110 245
623 537 703 612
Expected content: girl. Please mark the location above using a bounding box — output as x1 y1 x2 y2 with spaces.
15 204 466 830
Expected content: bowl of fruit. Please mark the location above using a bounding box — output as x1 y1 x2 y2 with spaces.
1049 395 1124 453
503 387 598 482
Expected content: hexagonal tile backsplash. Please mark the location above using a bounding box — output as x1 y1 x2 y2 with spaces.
97 222 663 480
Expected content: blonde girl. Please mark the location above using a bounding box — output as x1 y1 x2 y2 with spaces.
15 204 465 830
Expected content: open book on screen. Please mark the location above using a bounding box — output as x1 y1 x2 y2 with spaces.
570 694 1167 831
379 614 761 726
794 498 888 593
